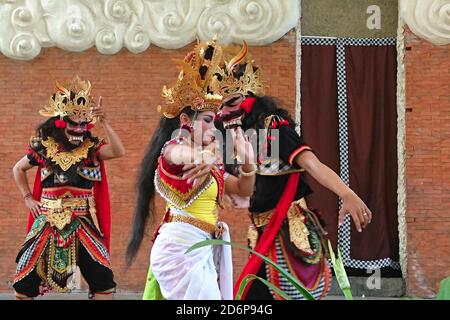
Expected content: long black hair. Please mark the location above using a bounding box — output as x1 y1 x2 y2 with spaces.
126 107 195 266
242 94 296 130
219 94 297 175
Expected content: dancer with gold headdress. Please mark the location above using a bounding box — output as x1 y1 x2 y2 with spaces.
126 39 256 300
211 42 373 300
12 77 125 300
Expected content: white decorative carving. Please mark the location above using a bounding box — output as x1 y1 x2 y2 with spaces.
0 0 300 60
396 14 408 283
400 0 450 45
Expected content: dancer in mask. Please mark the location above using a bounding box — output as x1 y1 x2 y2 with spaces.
214 42 372 300
12 76 125 300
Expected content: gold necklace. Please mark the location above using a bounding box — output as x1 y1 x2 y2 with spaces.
42 137 94 171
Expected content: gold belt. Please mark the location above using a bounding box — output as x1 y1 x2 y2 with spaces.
167 213 217 235
41 197 90 210
40 197 94 230
248 198 323 256
250 210 273 228
251 198 309 228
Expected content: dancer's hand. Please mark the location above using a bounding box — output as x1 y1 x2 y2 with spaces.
25 197 42 218
93 96 126 160
338 191 372 232
181 142 219 185
91 96 107 123
182 163 214 185
231 127 256 164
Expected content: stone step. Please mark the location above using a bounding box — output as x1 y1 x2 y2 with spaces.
329 276 405 297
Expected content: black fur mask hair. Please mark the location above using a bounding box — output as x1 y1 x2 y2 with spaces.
240 95 296 131
36 116 98 160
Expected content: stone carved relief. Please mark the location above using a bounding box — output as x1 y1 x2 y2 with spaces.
0 0 300 60
400 0 450 45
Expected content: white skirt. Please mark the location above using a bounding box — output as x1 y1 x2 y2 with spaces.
150 209 233 300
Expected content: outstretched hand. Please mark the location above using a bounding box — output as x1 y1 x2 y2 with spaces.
182 163 214 185
338 192 372 232
181 142 220 185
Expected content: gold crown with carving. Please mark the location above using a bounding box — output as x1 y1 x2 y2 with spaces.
211 41 265 97
39 76 95 122
158 38 224 119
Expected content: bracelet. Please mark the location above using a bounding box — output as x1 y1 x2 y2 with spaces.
23 192 32 200
200 149 215 157
239 166 257 177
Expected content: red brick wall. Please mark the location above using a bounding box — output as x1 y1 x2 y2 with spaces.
2 27 448 298
0 31 297 293
404 27 450 297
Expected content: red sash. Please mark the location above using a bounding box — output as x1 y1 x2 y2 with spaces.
233 173 300 299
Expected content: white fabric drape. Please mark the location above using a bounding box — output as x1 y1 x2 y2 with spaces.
150 208 233 300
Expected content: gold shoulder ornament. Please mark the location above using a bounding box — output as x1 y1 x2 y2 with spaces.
42 137 94 171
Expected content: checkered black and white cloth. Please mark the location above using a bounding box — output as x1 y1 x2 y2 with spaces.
78 167 102 181
265 238 329 300
300 37 400 270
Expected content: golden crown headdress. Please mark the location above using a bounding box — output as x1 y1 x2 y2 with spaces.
158 38 224 119
211 41 265 97
39 76 95 122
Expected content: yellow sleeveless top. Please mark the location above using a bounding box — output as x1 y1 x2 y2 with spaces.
166 178 218 225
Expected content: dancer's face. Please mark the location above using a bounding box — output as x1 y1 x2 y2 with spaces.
216 94 246 129
194 111 217 146
64 116 90 145
180 111 217 146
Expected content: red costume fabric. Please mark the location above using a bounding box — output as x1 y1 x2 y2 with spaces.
26 161 112 252
234 173 300 299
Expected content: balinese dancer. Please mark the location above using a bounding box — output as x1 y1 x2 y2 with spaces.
126 40 256 300
12 76 125 300
214 42 373 300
